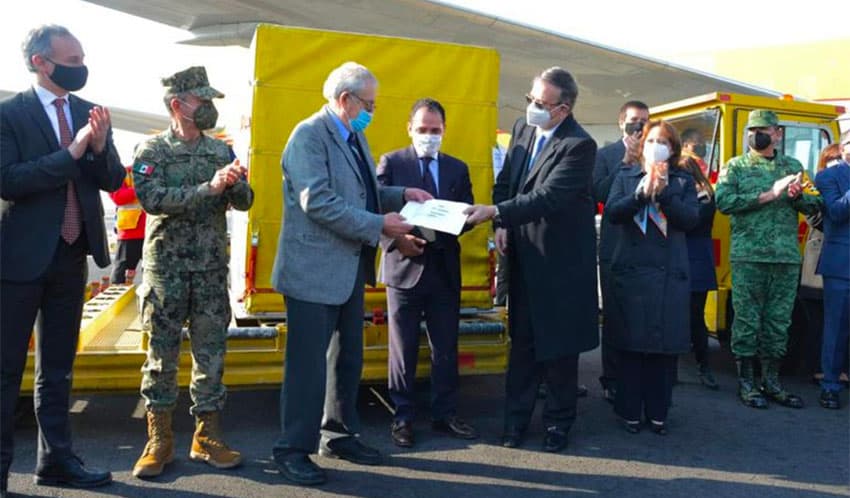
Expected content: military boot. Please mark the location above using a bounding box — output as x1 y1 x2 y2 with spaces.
736 357 767 409
760 358 804 408
190 411 242 469
133 409 174 478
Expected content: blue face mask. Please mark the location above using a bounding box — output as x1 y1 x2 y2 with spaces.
350 109 372 132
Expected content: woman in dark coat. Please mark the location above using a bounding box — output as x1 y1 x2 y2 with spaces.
679 155 719 389
605 120 699 434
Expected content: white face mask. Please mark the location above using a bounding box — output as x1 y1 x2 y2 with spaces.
642 142 671 165
412 133 442 157
526 103 552 128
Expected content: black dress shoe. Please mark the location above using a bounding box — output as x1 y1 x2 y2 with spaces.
275 453 326 486
501 427 525 448
820 390 841 410
650 421 668 436
577 385 589 398
432 416 478 440
319 436 381 466
623 420 641 434
33 455 112 488
391 420 415 448
542 426 568 453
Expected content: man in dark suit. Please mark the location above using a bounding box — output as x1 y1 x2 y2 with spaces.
0 25 124 494
376 98 477 448
465 67 598 453
270 62 431 486
814 133 850 409
591 100 649 403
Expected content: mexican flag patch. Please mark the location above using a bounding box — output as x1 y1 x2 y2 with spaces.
133 162 155 176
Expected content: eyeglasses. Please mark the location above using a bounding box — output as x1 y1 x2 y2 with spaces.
349 93 376 112
525 94 563 111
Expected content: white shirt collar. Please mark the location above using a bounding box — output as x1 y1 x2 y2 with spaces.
535 125 557 141
34 83 67 107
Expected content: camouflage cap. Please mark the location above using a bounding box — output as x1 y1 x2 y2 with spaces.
161 66 224 99
747 109 778 128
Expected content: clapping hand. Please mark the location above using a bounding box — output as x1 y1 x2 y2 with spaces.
787 173 803 199
770 174 798 200
87 106 111 155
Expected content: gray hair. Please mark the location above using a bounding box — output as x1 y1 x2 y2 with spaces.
22 24 73 73
322 62 377 103
537 66 578 107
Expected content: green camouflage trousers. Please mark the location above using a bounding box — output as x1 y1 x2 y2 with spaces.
730 262 799 359
139 268 230 414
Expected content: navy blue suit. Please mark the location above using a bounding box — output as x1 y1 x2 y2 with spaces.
814 161 850 392
0 88 124 476
592 139 629 390
377 146 473 422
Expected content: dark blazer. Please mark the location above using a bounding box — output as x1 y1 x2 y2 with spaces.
604 166 700 354
377 146 474 290
493 115 599 360
815 162 850 280
593 139 628 263
0 88 124 282
686 193 719 292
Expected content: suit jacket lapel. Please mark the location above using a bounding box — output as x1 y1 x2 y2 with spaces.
436 152 451 199
321 110 363 183
23 88 60 151
511 125 534 192
356 130 380 194
68 94 89 135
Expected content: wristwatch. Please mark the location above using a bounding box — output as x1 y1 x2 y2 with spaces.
493 205 503 228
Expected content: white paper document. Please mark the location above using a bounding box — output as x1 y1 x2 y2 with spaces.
399 199 471 236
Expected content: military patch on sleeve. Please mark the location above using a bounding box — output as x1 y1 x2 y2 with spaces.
133 162 155 176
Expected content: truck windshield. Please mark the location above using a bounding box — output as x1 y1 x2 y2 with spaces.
778 125 832 179
667 109 721 181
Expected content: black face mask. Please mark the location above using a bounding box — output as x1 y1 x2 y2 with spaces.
624 121 646 136
693 143 707 157
748 131 772 151
46 58 88 92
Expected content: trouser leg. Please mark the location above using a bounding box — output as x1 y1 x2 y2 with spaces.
386 286 425 423
730 262 767 358
186 269 230 415
821 277 850 392
140 271 189 412
540 355 578 431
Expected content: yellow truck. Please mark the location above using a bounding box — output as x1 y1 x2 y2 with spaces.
20 24 509 393
649 92 844 369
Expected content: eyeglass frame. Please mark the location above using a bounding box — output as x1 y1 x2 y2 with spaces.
525 93 565 111
348 92 376 112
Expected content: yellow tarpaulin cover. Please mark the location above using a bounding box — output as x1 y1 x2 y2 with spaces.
242 24 499 313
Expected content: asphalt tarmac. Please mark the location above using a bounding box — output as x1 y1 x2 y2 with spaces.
4 340 848 498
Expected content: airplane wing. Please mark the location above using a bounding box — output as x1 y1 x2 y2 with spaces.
83 0 779 131
0 89 169 135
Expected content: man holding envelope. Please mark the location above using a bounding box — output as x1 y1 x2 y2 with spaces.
376 98 477 448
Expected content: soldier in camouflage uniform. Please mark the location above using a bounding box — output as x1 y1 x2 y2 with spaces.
131 67 254 477
716 109 821 409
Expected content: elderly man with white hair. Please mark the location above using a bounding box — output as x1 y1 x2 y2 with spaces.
269 62 431 485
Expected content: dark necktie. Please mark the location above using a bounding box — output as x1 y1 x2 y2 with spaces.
421 156 438 197
53 98 82 244
347 133 377 213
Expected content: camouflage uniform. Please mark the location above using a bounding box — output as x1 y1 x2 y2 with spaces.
716 147 819 359
133 68 254 415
